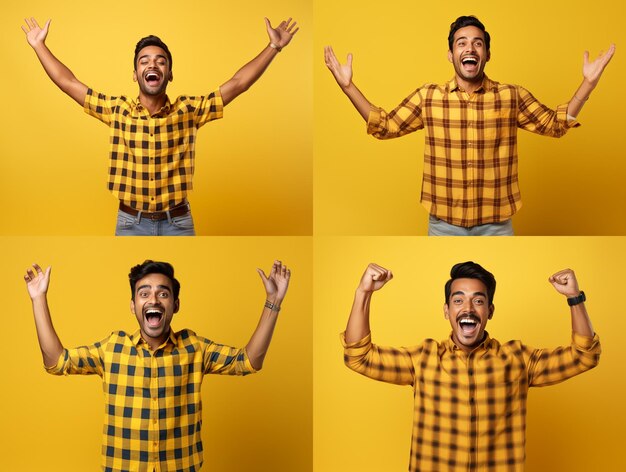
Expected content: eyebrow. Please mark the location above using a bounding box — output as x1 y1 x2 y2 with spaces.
137 284 172 293
451 290 487 298
138 54 168 62
455 36 484 43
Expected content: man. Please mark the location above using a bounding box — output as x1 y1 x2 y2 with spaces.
24 259 291 471
22 16 298 235
324 16 615 235
343 261 599 471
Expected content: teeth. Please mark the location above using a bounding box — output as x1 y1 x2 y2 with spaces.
459 319 477 325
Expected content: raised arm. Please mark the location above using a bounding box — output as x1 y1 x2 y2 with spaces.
345 263 394 343
21 18 88 106
24 264 64 367
548 269 594 337
220 17 298 107
566 44 615 118
324 46 376 121
244 260 291 370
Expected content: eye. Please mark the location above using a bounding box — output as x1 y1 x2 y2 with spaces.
475 299 484 305
139 291 148 298
158 292 169 298
475 41 483 47
457 41 466 47
453 298 463 304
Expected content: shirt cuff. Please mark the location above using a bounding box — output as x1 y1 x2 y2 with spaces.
366 108 384 135
572 332 600 351
340 331 372 351
241 347 258 374
557 103 580 128
44 349 68 375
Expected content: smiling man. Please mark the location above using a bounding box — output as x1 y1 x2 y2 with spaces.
324 15 615 235
342 261 600 471
22 16 298 235
24 259 291 471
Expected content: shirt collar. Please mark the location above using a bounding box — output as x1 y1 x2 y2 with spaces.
131 328 178 350
133 95 172 116
447 75 496 93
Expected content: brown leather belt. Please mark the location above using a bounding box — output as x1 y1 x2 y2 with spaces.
119 201 191 221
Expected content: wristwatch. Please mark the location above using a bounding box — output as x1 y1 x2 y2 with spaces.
567 291 586 306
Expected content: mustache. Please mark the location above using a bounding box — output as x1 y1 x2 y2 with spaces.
456 313 480 323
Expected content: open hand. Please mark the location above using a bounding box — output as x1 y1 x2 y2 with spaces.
257 260 291 301
265 17 298 50
548 269 580 298
324 46 353 88
24 263 51 300
21 17 50 48
583 44 615 86
357 263 393 293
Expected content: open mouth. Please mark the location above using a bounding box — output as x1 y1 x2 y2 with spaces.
457 315 480 336
461 56 479 71
144 71 161 86
144 308 163 328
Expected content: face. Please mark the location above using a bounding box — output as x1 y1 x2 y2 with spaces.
133 45 172 97
444 278 494 353
130 273 179 348
447 25 490 85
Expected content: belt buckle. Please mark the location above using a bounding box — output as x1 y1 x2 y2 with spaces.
145 211 165 221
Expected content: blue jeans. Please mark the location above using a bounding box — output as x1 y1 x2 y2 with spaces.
115 209 196 236
428 215 514 236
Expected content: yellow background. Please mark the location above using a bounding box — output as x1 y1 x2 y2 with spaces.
1 0 312 235
315 0 626 235
314 237 626 471
0 236 312 471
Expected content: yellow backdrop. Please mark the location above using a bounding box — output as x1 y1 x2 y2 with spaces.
1 0 312 235
314 0 626 235
314 236 625 471
1 236 312 471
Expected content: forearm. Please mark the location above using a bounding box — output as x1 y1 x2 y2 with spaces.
566 79 596 118
30 42 86 105
341 82 375 122
220 45 279 106
570 301 594 337
244 294 283 370
31 295 64 367
345 289 372 343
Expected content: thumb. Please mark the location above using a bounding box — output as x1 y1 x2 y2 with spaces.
45 266 52 277
583 50 589 65
256 268 268 283
264 17 272 30
347 53 353 68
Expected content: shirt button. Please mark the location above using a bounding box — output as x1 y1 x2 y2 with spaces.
468 368 474 375
469 397 475 404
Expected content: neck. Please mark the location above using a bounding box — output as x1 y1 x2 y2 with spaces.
139 92 167 115
142 329 169 351
456 74 484 94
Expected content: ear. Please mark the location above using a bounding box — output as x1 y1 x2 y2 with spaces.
488 304 495 320
133 70 138 82
168 71 174 82
447 49 453 63
443 303 450 319
486 50 491 63
130 298 136 314
174 299 180 314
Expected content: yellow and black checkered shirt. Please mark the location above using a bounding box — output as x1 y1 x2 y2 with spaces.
84 88 224 212
367 76 579 227
46 328 255 472
342 331 600 471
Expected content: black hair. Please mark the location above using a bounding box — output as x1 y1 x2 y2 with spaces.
129 260 180 300
133 35 173 70
444 261 496 305
448 15 490 51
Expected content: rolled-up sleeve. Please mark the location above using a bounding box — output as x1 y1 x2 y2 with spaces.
525 333 600 387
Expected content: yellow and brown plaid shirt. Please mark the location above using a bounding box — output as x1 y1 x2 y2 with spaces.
84 88 224 212
367 76 579 227
46 328 255 472
342 331 600 471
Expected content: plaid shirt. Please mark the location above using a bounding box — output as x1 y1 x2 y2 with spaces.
342 331 600 471
367 76 579 227
46 328 255 472
84 88 223 212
